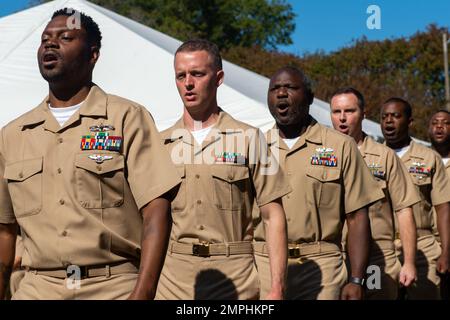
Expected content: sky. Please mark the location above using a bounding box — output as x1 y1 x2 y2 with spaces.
1 0 449 55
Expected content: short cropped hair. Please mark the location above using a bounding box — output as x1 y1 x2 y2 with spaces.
175 39 222 71
331 87 365 111
52 8 102 50
383 97 412 119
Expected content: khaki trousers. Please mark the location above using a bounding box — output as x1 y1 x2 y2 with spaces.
397 233 442 300
12 271 138 300
255 250 347 300
155 252 259 300
9 270 26 296
365 246 401 300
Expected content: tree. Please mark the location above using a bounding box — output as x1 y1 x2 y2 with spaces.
34 0 295 50
223 25 449 141
32 1 447 140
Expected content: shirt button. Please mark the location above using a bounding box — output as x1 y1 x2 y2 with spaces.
197 200 202 205
195 174 200 179
199 225 205 230
59 199 65 205
57 137 63 143
228 175 233 181
61 231 68 237
57 168 62 174
97 165 102 172
18 172 24 179
286 195 290 199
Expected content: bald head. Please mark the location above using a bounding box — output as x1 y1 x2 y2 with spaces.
270 66 313 100
267 66 314 128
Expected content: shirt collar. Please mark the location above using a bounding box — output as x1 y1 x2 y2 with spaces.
267 116 322 149
19 84 107 128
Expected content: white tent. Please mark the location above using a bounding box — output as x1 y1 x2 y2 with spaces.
0 0 385 139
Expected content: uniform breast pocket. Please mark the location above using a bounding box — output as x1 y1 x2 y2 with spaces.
306 167 341 208
412 175 431 190
74 153 125 209
4 157 43 217
211 165 250 211
171 165 186 212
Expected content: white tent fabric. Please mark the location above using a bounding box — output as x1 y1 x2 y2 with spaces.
0 0 385 139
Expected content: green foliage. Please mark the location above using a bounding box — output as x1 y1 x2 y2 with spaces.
224 25 449 141
32 1 448 140
36 0 295 50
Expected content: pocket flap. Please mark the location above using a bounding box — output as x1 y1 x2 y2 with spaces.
4 157 43 181
75 153 124 174
412 176 431 186
211 165 249 183
306 167 340 182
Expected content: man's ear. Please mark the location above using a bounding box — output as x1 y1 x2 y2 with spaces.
216 70 224 87
408 117 414 128
90 47 100 65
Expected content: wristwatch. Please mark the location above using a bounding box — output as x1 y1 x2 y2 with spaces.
349 276 365 286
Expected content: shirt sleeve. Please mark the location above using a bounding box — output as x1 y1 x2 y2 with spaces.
122 106 181 211
0 129 16 224
386 149 421 212
431 152 450 206
342 138 385 214
250 128 291 207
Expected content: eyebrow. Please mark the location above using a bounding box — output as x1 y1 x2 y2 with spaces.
42 27 78 34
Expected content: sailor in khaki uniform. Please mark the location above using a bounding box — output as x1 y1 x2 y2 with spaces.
253 67 385 300
429 110 450 244
155 40 290 300
0 9 180 300
428 109 450 299
381 98 450 299
330 88 419 299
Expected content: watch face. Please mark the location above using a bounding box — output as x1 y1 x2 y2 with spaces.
350 277 364 286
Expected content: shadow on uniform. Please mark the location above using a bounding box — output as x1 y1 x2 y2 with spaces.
399 249 437 300
440 273 449 300
286 259 322 300
194 269 238 300
364 243 398 300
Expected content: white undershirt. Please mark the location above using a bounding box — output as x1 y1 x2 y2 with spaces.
48 102 83 127
443 157 449 166
394 145 410 159
283 137 300 149
191 126 213 145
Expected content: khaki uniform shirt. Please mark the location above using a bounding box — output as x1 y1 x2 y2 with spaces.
254 117 384 245
445 159 450 177
0 85 180 269
161 110 290 244
359 135 420 242
400 140 450 230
